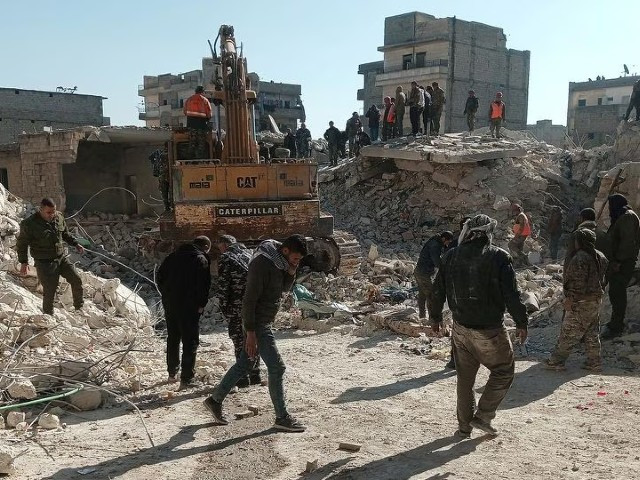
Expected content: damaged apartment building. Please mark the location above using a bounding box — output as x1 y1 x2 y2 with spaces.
138 58 305 133
358 11 530 133
0 127 167 215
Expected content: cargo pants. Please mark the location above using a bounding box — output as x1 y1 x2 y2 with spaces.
227 305 261 382
414 271 434 319
35 257 83 315
549 298 602 367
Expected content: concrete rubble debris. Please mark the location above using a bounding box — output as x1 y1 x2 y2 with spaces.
38 413 61 429
306 459 319 473
0 445 17 475
6 377 37 400
68 388 103 411
6 411 25 429
338 442 362 452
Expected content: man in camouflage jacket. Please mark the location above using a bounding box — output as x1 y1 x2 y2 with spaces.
546 228 608 371
215 235 260 387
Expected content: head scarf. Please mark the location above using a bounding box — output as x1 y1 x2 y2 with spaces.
574 228 606 279
609 193 629 223
458 214 498 245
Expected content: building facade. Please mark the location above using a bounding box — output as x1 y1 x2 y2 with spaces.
526 120 568 148
139 59 304 132
0 88 109 144
358 12 530 134
567 76 639 148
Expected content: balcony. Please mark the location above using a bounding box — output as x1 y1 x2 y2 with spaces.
375 61 449 87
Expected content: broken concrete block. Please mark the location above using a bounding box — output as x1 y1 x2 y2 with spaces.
527 251 542 265
7 377 37 400
234 411 254 420
69 388 103 411
522 292 540 313
6 411 25 428
0 445 16 475
15 422 28 432
493 196 511 210
306 459 319 473
431 171 458 188
368 244 379 262
338 442 361 452
401 230 414 241
38 413 60 429
247 405 260 415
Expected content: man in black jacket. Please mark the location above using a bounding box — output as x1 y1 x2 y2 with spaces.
432 215 528 437
157 236 212 390
414 231 453 320
463 90 479 132
364 104 380 142
205 235 308 432
283 128 297 158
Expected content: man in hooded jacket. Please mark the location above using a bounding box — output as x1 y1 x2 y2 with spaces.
602 194 640 338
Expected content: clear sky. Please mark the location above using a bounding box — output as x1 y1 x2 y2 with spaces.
1 0 638 137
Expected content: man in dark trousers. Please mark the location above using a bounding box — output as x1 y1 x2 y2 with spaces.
414 231 453 320
157 236 212 389
205 235 308 432
364 104 380 142
602 194 640 339
432 214 528 437
324 121 342 166
463 90 479 132
17 198 85 315
283 128 297 158
407 81 425 135
183 86 212 159
215 235 258 388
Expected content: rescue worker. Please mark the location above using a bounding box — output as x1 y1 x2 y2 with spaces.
489 92 506 138
345 112 362 157
414 231 453 320
564 208 606 270
283 128 297 158
394 86 406 137
547 206 563 261
215 235 260 388
365 104 380 142
545 228 608 371
382 96 395 141
432 214 528 438
295 123 311 158
508 204 531 267
324 121 341 166
430 82 446 135
422 85 432 136
623 79 640 122
157 236 212 390
149 144 171 211
602 194 640 339
205 235 308 432
463 90 479 132
17 198 85 315
183 86 212 159
408 81 425 135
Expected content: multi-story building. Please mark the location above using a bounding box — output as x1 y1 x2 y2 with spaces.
357 12 530 133
139 59 304 132
526 120 568 148
567 76 639 148
0 87 109 144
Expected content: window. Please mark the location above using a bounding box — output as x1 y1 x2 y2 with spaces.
284 100 290 108
179 99 184 108
578 99 586 107
597 97 603 105
0 168 8 190
415 52 426 68
31 120 35 124
587 133 595 139
14 90 19 94
49 93 53 98
402 54 412 70
607 97 614 104
163 99 168 105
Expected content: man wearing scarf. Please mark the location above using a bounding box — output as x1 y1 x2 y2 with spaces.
432 215 528 438
545 229 608 371
205 235 308 432
602 194 640 338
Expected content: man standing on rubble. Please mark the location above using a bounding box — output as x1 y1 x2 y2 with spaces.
431 82 446 136
157 236 212 389
215 235 261 388
432 214 528 437
283 128 297 158
602 194 640 339
547 206 563 261
463 90 479 132
324 121 341 167
295 123 312 158
545 228 608 371
205 235 308 432
382 96 395 141
183 86 212 159
408 81 425 136
17 198 85 315
508 204 531 267
564 208 606 270
365 104 380 142
422 85 432 136
149 143 171 211
345 112 362 157
489 92 506 139
624 79 640 122
414 231 453 321
395 86 406 137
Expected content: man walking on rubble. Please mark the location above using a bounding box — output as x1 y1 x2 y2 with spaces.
432 214 528 437
601 194 640 339
157 236 212 390
215 235 261 388
205 235 308 432
430 82 446 136
624 79 640 122
508 204 531 267
183 86 212 159
17 198 85 315
489 92 506 139
547 206 563 261
414 231 453 321
464 90 479 133
545 228 608 371
149 143 171 211
324 121 341 167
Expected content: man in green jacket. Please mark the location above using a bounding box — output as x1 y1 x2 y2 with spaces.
16 198 85 315
205 235 308 432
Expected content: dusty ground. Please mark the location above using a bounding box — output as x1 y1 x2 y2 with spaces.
9 318 640 480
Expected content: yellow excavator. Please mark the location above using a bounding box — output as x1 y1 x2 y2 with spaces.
144 25 360 273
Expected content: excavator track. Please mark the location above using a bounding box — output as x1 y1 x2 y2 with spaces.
332 230 363 276
307 229 363 276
